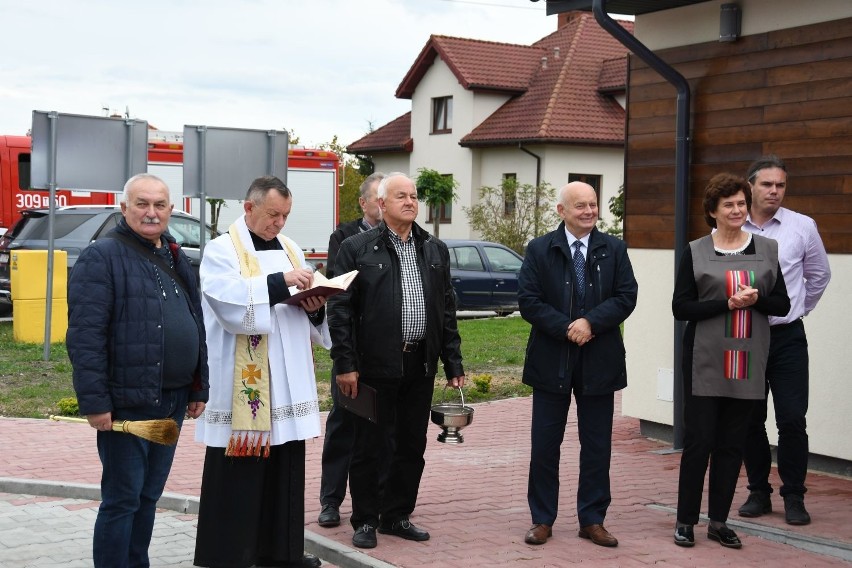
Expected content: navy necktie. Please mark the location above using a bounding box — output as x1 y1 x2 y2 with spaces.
572 241 586 296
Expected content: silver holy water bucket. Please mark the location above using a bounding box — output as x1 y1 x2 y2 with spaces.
430 386 474 444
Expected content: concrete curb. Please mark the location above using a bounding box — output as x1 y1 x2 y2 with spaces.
0 477 388 568
647 504 852 562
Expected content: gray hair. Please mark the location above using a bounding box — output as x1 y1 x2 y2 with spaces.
360 172 386 199
376 172 411 200
121 173 170 204
747 154 787 182
245 175 291 205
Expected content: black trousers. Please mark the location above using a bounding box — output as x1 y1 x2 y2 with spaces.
194 442 305 568
348 346 434 529
319 366 355 507
743 319 810 497
677 370 756 525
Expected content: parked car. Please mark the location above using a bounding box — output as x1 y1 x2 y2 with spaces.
0 205 219 311
443 239 524 316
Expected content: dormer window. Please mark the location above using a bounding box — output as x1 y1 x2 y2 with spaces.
431 96 453 134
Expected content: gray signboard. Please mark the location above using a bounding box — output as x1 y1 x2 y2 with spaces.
30 111 148 192
182 126 289 199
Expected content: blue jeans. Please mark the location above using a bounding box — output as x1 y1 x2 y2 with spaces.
93 388 189 568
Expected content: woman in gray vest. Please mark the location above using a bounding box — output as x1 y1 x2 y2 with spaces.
671 173 790 549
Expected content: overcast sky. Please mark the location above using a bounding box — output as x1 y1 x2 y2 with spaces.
0 0 563 149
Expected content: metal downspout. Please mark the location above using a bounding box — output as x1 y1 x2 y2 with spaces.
519 144 542 235
592 0 691 449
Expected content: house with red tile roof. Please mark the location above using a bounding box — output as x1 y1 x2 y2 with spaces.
347 11 633 238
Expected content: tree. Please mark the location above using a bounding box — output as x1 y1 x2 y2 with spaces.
596 184 624 239
414 168 458 238
463 178 559 255
205 198 228 234
319 135 365 224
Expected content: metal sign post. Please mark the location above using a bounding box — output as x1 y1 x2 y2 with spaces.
42 112 58 360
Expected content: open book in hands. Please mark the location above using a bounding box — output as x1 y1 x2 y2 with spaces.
282 269 359 305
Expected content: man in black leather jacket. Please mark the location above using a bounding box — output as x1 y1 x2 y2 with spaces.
328 172 465 550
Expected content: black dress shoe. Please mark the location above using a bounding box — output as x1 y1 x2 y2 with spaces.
784 494 811 525
378 518 430 541
300 553 321 568
352 524 377 549
738 490 771 518
673 525 694 547
317 504 340 527
708 525 742 549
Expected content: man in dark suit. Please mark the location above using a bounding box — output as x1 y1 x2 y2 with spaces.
317 172 385 527
518 181 638 548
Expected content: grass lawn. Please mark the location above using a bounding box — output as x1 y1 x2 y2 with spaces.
0 316 531 418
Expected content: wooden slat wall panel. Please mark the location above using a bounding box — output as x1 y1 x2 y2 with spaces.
624 16 852 253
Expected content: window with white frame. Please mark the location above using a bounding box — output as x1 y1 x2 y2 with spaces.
568 173 601 192
431 96 453 134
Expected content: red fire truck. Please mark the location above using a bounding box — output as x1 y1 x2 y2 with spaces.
0 135 113 232
0 133 340 267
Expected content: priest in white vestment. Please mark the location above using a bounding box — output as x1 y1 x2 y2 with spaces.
194 176 329 568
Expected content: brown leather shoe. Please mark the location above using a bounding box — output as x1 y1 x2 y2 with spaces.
578 524 618 547
524 523 552 545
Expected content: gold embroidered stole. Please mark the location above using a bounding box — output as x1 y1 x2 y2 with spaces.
226 224 301 457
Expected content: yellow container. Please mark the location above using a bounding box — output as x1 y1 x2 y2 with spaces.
13 297 68 344
10 250 68 300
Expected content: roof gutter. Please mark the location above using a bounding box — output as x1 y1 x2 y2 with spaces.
591 0 691 449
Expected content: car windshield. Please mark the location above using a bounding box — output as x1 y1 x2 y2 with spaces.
167 215 218 248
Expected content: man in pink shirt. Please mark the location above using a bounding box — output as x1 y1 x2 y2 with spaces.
738 155 831 526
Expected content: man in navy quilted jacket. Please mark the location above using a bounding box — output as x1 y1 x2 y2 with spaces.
67 173 209 568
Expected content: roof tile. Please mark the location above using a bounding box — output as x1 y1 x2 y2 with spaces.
461 15 632 146
347 112 412 153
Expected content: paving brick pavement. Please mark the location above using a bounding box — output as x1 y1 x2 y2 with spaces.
1 393 850 567
0 492 198 567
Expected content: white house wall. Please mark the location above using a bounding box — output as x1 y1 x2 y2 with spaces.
636 0 852 51
624 0 852 461
372 154 411 179
472 145 624 227
542 146 624 226
408 56 482 238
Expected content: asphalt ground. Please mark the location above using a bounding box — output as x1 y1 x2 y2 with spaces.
2 392 851 567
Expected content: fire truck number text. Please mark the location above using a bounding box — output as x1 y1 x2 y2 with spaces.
15 192 67 209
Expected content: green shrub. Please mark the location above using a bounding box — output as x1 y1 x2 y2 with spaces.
471 373 493 394
56 397 79 416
